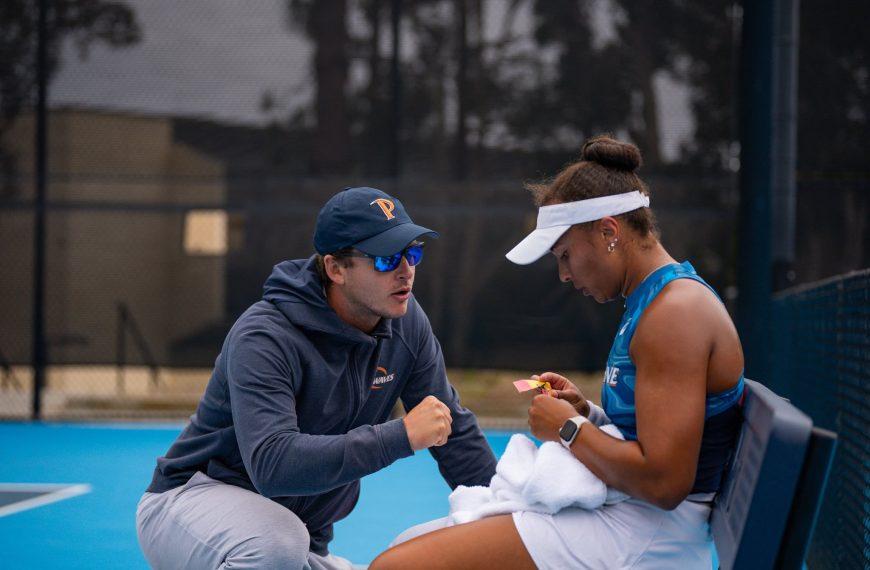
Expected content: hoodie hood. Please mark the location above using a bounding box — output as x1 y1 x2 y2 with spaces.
262 255 388 342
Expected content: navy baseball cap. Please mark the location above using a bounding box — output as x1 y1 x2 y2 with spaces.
314 187 439 256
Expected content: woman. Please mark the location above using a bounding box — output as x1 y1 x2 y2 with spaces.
370 135 744 569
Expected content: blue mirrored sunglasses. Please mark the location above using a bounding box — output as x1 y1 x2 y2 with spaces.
349 243 425 272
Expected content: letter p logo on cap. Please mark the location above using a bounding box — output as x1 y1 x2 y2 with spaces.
370 198 396 220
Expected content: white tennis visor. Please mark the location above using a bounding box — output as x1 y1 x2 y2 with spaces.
505 191 651 265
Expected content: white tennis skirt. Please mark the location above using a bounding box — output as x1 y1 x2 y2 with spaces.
390 498 714 569
512 498 714 569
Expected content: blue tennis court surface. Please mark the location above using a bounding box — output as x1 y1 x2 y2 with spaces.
0 423 515 569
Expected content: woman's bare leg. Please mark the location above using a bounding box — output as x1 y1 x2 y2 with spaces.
369 514 536 570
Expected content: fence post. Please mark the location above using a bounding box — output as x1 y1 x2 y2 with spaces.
390 0 402 179
737 0 776 381
31 0 49 420
771 0 800 291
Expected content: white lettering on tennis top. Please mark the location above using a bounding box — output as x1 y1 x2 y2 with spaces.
604 366 620 387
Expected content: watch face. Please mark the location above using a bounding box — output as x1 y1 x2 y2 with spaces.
559 420 578 442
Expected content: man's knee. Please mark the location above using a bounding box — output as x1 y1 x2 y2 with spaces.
227 523 310 570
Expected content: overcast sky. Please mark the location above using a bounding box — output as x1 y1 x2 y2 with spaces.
49 0 692 161
51 0 313 125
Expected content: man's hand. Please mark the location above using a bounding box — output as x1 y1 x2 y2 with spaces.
528 394 579 442
403 395 453 451
539 371 590 417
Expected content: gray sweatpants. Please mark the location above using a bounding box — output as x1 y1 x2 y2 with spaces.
136 472 360 570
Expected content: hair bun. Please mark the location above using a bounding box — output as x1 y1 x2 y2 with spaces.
581 135 642 172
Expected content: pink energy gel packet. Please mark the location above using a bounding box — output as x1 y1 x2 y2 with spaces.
513 379 551 393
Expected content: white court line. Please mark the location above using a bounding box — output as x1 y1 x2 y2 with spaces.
0 483 92 518
97 423 186 430
42 422 186 431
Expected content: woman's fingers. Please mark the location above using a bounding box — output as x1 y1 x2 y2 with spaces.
539 371 573 390
544 387 589 416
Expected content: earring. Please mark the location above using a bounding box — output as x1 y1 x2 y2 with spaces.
608 238 618 253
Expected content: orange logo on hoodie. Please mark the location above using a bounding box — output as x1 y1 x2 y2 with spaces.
372 366 396 389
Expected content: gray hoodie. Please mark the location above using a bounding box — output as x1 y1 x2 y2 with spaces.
147 256 497 554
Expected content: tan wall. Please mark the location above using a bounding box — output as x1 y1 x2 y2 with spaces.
0 109 227 366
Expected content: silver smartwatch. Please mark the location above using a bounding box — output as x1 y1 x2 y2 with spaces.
559 415 589 449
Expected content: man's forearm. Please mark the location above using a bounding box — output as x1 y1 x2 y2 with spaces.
245 418 413 497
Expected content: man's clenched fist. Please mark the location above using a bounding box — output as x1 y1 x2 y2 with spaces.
403 395 453 451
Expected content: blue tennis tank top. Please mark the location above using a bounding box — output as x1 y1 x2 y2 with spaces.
601 261 744 493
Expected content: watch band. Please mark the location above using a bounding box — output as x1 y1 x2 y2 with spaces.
560 415 589 449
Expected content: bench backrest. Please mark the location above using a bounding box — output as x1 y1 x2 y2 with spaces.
710 379 837 570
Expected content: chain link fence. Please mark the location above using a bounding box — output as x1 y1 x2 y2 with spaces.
1 0 749 420
0 167 736 419
770 269 870 570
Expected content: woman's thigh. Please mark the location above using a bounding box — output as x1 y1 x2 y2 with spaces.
370 514 535 570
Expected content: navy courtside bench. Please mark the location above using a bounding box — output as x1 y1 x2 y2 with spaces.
710 379 837 569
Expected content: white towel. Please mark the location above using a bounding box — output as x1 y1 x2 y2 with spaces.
448 424 629 525
524 440 607 510
494 431 537 489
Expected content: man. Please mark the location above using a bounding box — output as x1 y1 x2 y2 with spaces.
136 187 497 570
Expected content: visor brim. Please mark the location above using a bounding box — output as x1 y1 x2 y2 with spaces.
505 225 571 265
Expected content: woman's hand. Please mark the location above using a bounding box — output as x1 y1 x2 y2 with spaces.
538 372 591 417
528 394 579 442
